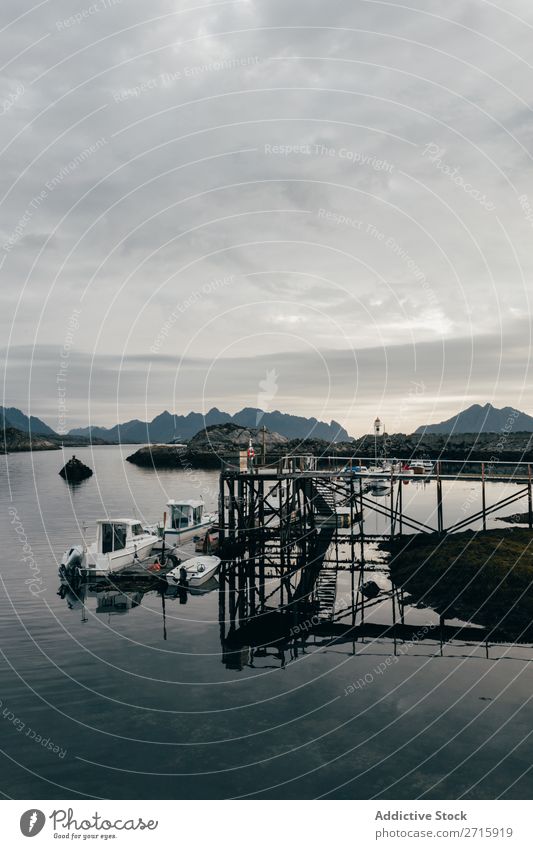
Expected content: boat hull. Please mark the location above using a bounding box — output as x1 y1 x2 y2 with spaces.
152 518 214 550
86 537 158 576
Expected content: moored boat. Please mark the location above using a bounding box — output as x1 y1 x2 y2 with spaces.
165 555 221 587
153 500 216 550
60 519 160 579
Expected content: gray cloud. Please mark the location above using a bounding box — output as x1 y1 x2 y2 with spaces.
1 0 533 433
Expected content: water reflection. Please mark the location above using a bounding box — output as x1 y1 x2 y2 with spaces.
56 548 533 674
217 555 533 673
57 571 220 625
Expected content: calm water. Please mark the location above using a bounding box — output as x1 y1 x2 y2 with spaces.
1 446 533 800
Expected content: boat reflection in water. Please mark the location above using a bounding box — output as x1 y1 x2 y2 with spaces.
57 568 220 627
57 582 148 621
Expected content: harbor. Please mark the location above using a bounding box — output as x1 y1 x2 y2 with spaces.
2 444 533 800
55 442 533 655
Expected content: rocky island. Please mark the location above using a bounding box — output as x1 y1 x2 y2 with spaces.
1 426 109 454
126 423 290 469
387 528 533 641
59 455 93 483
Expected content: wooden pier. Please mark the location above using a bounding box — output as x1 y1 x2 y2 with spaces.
217 455 533 645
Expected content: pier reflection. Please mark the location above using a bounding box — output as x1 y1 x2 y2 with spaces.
217 555 533 671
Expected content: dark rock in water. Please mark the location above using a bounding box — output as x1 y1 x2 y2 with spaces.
126 424 290 469
361 580 380 600
126 443 187 469
59 455 93 482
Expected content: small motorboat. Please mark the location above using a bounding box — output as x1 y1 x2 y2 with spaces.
165 555 221 587
409 459 433 476
60 519 160 579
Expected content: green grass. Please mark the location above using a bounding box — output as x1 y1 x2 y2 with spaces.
387 528 533 639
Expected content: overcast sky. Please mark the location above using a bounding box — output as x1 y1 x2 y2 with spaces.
1 0 533 436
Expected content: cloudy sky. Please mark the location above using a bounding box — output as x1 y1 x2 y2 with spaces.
1 0 533 436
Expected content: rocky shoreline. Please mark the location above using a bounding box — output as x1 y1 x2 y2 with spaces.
387 528 533 640
8 420 533 465
125 424 533 469
1 427 108 455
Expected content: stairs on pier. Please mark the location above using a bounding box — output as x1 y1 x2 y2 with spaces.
315 561 339 620
309 480 337 516
294 525 335 603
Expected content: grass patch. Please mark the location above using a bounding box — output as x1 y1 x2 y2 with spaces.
386 528 533 640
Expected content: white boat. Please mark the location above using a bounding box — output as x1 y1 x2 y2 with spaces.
165 555 221 587
410 460 433 476
60 519 160 578
153 499 216 550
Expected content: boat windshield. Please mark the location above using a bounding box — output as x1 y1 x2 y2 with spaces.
171 506 190 529
131 523 144 536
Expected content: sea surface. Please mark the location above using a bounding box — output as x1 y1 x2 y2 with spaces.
1 445 533 800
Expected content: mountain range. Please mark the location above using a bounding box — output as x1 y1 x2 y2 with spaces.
415 403 533 434
68 407 351 443
4 402 533 445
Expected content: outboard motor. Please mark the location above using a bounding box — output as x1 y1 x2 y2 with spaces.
59 544 86 583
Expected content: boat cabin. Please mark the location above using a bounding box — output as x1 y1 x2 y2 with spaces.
165 500 205 530
96 519 146 554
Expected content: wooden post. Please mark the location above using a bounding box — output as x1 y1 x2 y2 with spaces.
218 564 226 640
161 511 167 565
284 477 293 607
359 477 365 627
437 462 444 533
392 579 397 655
527 463 533 530
279 480 284 610
390 465 394 540
219 475 225 547
228 560 236 626
248 476 256 616
258 478 265 611
350 477 355 628
228 478 236 544
398 477 403 537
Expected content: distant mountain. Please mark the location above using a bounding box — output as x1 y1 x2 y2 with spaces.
69 407 351 443
0 406 56 435
0 426 109 453
416 403 533 434
231 407 349 441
